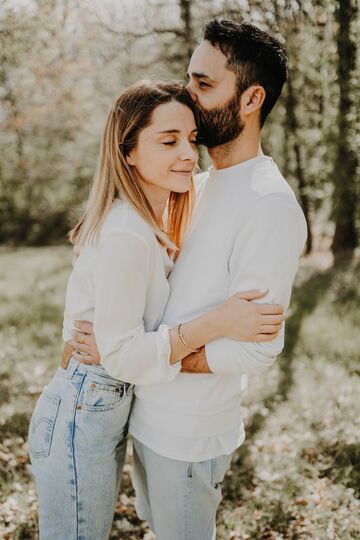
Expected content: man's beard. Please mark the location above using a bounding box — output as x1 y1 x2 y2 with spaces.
196 92 244 149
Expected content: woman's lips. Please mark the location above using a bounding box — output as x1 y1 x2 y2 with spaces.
170 170 193 176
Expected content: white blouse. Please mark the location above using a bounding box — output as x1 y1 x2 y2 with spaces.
62 199 181 385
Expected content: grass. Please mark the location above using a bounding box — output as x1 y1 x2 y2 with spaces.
0 247 359 539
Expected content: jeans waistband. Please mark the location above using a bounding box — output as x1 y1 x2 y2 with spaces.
61 357 130 387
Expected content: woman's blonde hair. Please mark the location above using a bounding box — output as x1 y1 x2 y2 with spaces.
69 81 198 250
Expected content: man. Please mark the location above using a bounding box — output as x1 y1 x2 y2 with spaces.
72 19 307 540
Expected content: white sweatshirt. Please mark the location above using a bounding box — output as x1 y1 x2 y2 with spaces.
129 156 308 461
62 199 181 386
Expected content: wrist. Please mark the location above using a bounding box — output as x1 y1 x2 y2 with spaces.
206 307 224 341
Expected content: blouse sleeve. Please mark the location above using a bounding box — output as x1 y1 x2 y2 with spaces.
93 230 181 385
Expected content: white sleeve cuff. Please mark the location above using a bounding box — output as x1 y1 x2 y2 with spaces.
156 324 182 378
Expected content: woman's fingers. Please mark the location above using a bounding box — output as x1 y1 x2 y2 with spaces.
255 332 280 342
71 330 88 342
74 320 93 334
261 314 285 325
69 338 91 353
72 350 99 364
259 324 282 334
259 304 284 315
236 289 268 301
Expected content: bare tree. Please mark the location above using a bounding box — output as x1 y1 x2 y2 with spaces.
331 0 358 256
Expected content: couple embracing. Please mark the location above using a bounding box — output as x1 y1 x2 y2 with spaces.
28 18 307 540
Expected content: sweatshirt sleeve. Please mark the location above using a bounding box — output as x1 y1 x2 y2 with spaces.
205 193 307 376
93 230 181 385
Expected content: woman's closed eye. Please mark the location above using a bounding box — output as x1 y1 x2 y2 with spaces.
162 139 197 146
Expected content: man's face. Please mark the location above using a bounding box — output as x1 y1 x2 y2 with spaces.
186 41 244 148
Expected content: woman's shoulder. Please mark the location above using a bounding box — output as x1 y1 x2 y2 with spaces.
100 198 156 249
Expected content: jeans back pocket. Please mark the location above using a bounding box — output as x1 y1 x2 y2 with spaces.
28 391 61 458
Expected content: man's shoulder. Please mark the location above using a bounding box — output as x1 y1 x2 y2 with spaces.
247 159 307 235
250 158 296 201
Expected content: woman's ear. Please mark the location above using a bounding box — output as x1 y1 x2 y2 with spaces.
126 153 135 166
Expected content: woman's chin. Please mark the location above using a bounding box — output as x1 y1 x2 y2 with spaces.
170 176 192 193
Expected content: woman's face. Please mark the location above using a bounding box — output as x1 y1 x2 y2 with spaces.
127 101 198 197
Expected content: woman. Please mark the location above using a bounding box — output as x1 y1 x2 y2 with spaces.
28 81 284 539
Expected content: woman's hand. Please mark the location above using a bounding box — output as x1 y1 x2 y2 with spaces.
70 321 101 364
216 290 285 342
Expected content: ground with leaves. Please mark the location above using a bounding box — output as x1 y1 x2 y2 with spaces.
0 247 359 539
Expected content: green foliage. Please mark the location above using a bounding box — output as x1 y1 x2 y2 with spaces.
0 0 359 252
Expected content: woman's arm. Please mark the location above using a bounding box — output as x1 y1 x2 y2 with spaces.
168 288 283 365
71 231 284 380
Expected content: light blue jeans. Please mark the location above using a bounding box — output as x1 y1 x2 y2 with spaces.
28 358 133 540
133 438 233 540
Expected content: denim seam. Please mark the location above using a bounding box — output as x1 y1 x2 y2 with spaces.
69 372 86 540
186 464 192 540
30 392 61 458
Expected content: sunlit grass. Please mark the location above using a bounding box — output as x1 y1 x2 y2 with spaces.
217 258 360 539
0 248 359 539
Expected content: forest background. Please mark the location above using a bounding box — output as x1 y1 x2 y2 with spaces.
0 1 359 539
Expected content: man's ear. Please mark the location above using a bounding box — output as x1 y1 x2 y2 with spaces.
126 153 135 166
241 85 266 116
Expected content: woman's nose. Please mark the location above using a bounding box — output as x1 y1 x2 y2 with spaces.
179 140 198 162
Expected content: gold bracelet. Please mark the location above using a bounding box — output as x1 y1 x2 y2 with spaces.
177 323 200 353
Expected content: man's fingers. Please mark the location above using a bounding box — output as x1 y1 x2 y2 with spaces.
236 289 268 301
74 320 93 333
259 304 284 315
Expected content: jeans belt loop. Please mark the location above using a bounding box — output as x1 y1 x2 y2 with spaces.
60 343 79 379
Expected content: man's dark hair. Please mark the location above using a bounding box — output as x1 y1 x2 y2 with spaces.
203 19 288 127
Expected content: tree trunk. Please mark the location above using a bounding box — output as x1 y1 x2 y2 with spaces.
285 73 313 254
331 0 358 256
178 0 194 62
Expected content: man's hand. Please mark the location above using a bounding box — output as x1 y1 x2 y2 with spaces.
180 347 212 374
70 320 100 364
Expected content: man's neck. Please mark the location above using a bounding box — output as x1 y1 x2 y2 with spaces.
208 126 262 170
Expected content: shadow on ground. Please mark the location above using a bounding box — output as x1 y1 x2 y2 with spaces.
221 259 352 507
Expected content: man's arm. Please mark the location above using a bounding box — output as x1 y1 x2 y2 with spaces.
182 194 307 376
180 346 211 373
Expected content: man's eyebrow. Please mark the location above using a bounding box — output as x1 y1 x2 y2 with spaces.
186 71 214 81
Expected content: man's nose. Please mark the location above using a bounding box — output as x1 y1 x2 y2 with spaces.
186 82 197 103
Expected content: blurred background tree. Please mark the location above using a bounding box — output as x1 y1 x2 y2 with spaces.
0 0 359 259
